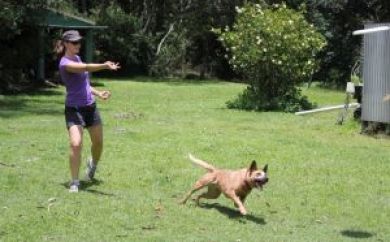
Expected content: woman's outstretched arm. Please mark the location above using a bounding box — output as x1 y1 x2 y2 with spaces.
65 61 120 74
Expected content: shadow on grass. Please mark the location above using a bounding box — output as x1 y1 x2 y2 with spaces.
60 179 114 196
0 231 6 240
0 162 16 168
84 188 115 196
200 203 266 225
0 88 64 118
1 87 63 96
97 75 225 86
341 230 375 239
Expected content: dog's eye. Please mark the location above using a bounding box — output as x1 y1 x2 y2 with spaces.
255 172 265 178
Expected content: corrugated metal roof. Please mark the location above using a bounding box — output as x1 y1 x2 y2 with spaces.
361 23 390 123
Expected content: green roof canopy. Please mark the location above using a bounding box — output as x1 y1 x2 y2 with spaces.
34 8 107 81
35 8 106 29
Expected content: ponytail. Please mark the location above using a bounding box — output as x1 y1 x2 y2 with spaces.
54 40 65 58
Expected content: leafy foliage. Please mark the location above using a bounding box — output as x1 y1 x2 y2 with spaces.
2 0 390 93
147 0 248 78
0 0 78 93
279 0 390 86
216 3 326 111
148 26 189 77
92 3 155 74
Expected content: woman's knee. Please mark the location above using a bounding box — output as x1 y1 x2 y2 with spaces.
70 140 83 151
68 125 83 150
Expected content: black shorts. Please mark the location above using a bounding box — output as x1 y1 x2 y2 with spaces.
64 102 102 129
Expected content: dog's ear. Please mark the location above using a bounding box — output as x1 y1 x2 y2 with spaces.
249 160 257 172
263 164 268 173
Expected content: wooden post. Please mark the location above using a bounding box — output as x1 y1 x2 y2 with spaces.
84 30 94 63
37 28 45 82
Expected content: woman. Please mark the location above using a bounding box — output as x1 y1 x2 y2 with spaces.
57 30 120 192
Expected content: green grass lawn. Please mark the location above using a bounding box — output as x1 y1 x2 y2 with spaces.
0 79 389 241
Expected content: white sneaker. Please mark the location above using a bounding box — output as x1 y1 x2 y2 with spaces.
85 159 97 181
69 181 79 193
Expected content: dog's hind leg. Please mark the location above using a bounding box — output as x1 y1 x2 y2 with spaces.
179 182 206 204
194 184 221 205
179 173 215 204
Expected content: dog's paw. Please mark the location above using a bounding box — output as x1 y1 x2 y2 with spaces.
239 208 248 216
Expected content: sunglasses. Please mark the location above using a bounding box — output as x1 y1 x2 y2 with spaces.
68 41 81 45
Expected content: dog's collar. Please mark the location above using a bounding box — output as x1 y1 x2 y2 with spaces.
245 171 255 189
244 179 253 189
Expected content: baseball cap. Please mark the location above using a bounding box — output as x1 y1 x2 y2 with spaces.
62 30 83 42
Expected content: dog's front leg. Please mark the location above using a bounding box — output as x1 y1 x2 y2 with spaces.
226 192 247 215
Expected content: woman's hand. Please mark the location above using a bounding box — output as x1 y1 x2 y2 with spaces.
98 90 111 100
105 61 121 71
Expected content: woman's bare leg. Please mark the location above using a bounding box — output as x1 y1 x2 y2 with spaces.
68 125 83 180
87 124 103 165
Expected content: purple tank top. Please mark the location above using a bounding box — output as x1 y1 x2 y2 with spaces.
59 55 94 107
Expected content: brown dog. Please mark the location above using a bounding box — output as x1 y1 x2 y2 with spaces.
180 154 268 215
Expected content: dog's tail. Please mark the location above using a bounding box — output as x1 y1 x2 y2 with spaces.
188 154 215 172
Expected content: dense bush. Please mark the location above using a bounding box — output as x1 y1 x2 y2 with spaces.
0 1 37 93
215 3 326 112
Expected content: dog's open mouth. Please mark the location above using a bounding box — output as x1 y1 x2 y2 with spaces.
255 178 269 189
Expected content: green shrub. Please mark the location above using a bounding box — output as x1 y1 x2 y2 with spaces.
350 74 362 85
215 3 326 112
226 85 315 112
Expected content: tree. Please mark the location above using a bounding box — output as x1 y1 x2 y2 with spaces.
278 0 390 86
0 0 46 92
216 3 326 112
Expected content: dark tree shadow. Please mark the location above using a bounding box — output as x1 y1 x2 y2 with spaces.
1 87 63 96
341 230 375 239
200 203 266 225
0 88 64 118
0 162 16 168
